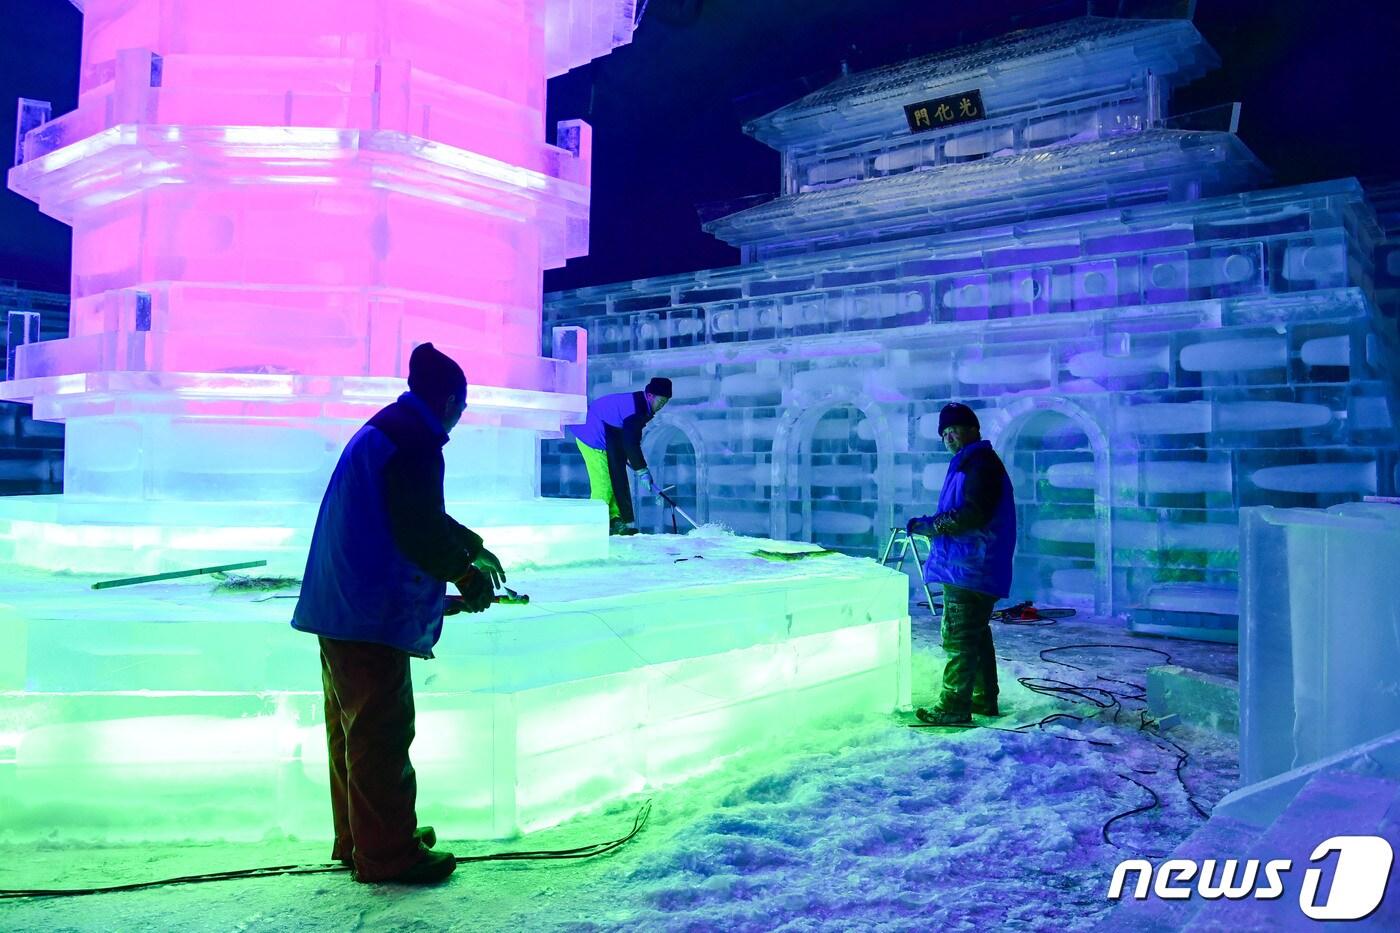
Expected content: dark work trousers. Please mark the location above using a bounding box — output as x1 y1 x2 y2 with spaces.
603 433 636 524
938 584 1000 714
319 636 424 881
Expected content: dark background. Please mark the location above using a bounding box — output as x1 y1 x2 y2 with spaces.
1 0 1395 296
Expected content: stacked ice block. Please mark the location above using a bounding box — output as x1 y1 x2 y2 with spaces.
1 534 909 840
1238 501 1400 785
543 15 1397 636
2 0 653 573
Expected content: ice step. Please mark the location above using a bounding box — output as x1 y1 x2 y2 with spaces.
1103 771 1400 931
1146 665 1239 734
1096 814 1264 932
1198 770 1400 929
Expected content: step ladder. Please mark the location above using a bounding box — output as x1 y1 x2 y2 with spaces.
879 526 939 618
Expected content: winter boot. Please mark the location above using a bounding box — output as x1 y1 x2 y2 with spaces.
971 698 1000 717
373 849 456 885
915 706 973 727
340 826 436 868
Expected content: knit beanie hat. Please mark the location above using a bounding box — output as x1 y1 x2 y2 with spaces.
408 343 467 408
645 377 673 398
938 402 980 435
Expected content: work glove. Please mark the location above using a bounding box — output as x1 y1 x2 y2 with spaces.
472 546 507 591
453 567 493 613
636 468 658 492
906 517 934 538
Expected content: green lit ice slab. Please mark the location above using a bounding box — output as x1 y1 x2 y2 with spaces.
0 493 607 575
0 530 910 842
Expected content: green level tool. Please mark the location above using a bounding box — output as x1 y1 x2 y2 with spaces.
92 560 269 590
752 548 841 562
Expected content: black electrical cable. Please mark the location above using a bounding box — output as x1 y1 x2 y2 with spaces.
1039 643 1173 674
912 636 1215 855
0 801 651 900
1103 774 1169 859
1031 643 1215 850
1139 725 1213 820
1015 676 1120 710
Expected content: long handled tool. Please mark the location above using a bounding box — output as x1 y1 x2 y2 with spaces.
93 560 268 590
653 483 700 531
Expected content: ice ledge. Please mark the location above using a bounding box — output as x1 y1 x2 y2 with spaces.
10 125 590 233
705 130 1264 251
0 370 586 430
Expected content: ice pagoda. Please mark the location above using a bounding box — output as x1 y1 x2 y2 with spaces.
0 0 910 843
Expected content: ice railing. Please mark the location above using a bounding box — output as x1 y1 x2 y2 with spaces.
13 56 592 188
60 0 639 82
548 181 1378 356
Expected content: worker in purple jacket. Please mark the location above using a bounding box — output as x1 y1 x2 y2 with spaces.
906 402 1017 727
569 377 671 535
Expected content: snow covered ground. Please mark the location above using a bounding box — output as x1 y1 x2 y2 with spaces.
0 609 1238 932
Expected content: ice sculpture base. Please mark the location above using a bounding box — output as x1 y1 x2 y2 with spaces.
0 494 608 575
0 531 911 842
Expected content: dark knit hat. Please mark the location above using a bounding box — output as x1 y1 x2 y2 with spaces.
938 402 980 435
645 376 673 398
408 343 467 407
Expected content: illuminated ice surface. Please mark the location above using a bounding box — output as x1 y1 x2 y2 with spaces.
0 0 915 846
0 618 1243 931
0 530 910 841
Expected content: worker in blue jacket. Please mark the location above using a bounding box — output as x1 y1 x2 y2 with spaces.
906 402 1017 727
569 377 671 535
293 343 506 885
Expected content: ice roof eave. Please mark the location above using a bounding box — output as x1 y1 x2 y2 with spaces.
704 130 1266 250
746 17 1213 149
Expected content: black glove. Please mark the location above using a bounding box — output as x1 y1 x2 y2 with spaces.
453 568 493 613
906 517 934 537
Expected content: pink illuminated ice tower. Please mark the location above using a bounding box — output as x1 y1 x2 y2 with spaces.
4 0 640 572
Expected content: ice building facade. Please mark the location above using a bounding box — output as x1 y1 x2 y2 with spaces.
0 283 67 495
544 15 1397 640
0 0 911 842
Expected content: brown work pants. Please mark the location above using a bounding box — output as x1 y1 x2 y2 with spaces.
319 636 424 881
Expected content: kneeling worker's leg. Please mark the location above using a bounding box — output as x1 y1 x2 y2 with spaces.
576 437 620 521
604 440 636 525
